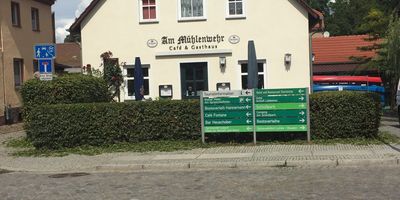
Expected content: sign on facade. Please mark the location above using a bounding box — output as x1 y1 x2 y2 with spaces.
200 88 310 144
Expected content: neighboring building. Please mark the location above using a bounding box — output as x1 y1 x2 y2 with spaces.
70 0 323 101
55 43 82 74
0 0 55 124
312 35 380 76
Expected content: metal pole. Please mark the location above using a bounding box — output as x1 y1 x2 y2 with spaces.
252 89 257 145
306 87 311 143
200 92 205 144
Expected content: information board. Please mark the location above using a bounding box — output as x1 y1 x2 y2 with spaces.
255 88 308 132
200 88 310 144
201 90 253 137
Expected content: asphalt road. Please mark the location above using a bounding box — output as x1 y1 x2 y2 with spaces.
1 166 399 200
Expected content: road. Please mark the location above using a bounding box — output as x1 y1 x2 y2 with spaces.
1 166 399 200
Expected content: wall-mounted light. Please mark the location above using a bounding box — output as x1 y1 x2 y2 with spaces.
219 56 226 68
284 53 292 65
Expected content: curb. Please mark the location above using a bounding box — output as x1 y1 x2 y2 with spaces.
94 158 400 172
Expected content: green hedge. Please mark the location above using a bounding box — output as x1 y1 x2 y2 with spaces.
21 74 111 107
310 91 381 139
21 74 111 120
25 91 382 149
26 100 200 149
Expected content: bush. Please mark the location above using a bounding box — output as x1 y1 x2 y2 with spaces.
25 91 382 149
21 74 111 120
310 91 381 139
26 100 200 149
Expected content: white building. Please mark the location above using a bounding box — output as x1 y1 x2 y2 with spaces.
70 0 323 100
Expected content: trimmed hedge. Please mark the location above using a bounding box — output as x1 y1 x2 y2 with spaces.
310 91 381 139
21 74 111 107
26 100 200 149
25 91 382 149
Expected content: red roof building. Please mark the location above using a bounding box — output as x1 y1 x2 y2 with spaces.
312 35 380 76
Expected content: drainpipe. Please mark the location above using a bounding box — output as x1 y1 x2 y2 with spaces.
0 23 6 111
309 32 317 94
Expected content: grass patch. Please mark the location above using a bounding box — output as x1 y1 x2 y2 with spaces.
6 132 400 157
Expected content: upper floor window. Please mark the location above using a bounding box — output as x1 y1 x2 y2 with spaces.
11 2 21 27
227 0 245 19
179 0 206 21
31 8 40 31
139 0 158 23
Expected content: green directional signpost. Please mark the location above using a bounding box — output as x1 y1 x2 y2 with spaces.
254 88 310 142
201 90 254 143
201 88 310 144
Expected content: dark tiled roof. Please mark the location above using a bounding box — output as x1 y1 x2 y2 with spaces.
55 43 82 68
69 0 323 32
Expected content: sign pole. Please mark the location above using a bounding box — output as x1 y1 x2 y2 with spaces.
252 89 257 145
200 92 206 144
306 87 311 143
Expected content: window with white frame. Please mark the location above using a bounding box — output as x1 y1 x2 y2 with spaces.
139 0 158 22
227 0 245 18
179 0 205 20
124 65 150 99
240 62 265 89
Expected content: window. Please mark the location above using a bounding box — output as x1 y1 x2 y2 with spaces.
179 0 206 21
11 2 21 27
180 62 208 99
31 8 40 31
124 65 150 100
139 0 158 23
13 59 23 87
227 0 245 18
240 62 265 89
33 60 38 72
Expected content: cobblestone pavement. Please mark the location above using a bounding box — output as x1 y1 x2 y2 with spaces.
380 115 400 138
1 166 399 200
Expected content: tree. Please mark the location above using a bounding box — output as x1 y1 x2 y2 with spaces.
306 0 331 15
64 33 81 43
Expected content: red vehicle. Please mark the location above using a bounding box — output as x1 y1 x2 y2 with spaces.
313 76 383 86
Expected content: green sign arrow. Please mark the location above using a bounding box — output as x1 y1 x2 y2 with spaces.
256 110 307 118
256 118 307 125
205 118 253 126
204 104 252 112
255 88 307 96
255 103 307 110
256 125 308 132
205 125 254 133
203 97 252 105
255 95 306 103
204 111 253 119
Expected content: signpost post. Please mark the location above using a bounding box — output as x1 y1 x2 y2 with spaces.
201 88 310 143
34 44 56 81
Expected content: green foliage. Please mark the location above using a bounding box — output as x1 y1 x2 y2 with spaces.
26 100 200 149
21 74 111 107
310 91 381 139
100 51 124 102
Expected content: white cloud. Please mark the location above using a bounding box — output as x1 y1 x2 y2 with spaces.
56 18 74 43
75 0 92 18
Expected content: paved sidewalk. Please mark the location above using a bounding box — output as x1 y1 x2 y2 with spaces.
0 131 399 173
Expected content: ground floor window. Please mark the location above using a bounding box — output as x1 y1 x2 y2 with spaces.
240 62 265 89
13 58 23 87
180 62 208 99
124 65 150 100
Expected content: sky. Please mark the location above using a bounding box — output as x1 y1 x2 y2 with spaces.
52 0 92 43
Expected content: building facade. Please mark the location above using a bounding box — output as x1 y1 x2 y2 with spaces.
0 0 55 124
71 0 322 101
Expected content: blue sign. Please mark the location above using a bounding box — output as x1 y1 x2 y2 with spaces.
34 44 56 59
39 59 53 73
